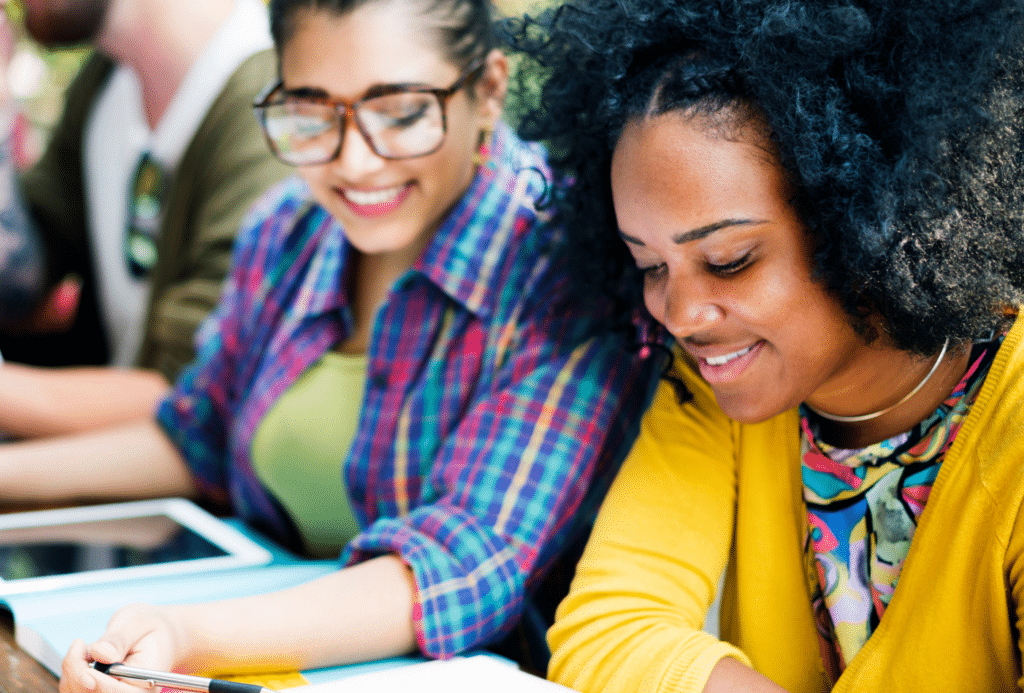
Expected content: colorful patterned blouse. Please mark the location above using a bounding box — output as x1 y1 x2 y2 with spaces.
801 335 1002 681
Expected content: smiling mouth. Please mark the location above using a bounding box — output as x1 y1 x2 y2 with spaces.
703 344 755 366
342 185 407 206
338 184 412 218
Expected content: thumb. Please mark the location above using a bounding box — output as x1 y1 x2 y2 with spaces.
87 605 157 665
86 638 126 666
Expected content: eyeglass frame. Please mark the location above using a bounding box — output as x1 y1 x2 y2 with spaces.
253 58 487 165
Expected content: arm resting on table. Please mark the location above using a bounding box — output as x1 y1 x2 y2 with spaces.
0 363 169 438
59 555 418 693
0 418 196 505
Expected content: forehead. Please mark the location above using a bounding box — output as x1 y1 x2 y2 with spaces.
279 3 455 96
611 112 792 237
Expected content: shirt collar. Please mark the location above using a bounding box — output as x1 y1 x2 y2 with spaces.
412 121 552 319
296 122 551 320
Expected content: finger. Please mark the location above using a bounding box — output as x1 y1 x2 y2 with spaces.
60 639 98 693
87 606 157 665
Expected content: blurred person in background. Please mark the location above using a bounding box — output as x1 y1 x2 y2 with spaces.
0 0 290 439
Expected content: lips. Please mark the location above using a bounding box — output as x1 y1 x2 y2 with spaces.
338 184 412 217
692 340 764 385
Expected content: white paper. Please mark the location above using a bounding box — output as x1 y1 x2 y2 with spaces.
294 655 578 693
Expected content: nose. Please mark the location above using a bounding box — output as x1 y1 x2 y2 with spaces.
333 116 385 178
653 271 725 341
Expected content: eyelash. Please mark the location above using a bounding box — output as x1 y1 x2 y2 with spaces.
706 252 753 275
638 263 666 280
638 252 753 281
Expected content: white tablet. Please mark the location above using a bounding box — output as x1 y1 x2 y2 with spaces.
0 498 274 595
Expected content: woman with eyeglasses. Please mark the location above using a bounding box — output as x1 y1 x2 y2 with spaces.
7 0 655 686
512 0 1024 690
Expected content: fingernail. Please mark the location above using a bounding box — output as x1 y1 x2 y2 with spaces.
82 674 97 691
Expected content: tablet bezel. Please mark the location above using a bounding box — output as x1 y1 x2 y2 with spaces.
0 498 274 595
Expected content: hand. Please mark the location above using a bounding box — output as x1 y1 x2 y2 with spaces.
59 603 188 693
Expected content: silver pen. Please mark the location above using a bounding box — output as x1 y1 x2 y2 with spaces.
92 662 273 693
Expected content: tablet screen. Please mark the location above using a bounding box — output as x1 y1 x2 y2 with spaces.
0 514 229 581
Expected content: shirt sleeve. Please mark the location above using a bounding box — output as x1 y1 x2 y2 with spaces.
342 310 657 658
547 368 751 693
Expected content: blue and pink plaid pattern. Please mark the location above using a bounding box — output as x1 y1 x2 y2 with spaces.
156 123 655 658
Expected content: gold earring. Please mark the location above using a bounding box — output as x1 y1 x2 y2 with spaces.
473 126 494 167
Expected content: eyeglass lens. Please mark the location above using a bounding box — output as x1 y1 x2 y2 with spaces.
261 90 446 164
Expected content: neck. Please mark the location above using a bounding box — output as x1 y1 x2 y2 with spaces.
97 0 234 129
807 341 972 448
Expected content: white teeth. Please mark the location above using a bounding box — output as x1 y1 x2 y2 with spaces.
704 344 754 366
344 185 404 206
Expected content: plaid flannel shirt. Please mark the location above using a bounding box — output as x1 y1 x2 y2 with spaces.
157 123 655 657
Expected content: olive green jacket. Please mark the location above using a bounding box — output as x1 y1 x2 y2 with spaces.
2 48 290 381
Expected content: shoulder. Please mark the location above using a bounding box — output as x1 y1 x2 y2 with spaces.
477 128 565 290
197 49 276 129
221 48 278 98
233 177 329 267
50 52 117 136
961 316 1024 479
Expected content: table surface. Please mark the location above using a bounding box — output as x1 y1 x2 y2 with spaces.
0 624 59 693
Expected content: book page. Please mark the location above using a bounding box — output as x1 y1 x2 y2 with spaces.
293 655 577 693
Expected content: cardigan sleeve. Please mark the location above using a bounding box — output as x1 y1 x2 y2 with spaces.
548 366 751 693
1004 490 1024 690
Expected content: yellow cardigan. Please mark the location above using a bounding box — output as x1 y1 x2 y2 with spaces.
549 317 1024 692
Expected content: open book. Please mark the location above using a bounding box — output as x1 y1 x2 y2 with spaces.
0 500 575 692
1 560 340 675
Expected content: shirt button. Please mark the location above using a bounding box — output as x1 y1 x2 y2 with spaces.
370 372 389 389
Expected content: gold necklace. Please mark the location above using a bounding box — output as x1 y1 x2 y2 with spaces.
804 338 950 423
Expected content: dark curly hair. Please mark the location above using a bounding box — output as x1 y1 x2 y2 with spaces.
507 0 1024 357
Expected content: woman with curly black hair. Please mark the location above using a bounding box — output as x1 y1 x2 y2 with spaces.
511 0 1024 690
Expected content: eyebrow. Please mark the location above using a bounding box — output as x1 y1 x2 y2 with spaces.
619 218 767 246
282 81 435 102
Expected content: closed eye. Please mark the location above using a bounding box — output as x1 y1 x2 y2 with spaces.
638 262 667 280
706 252 752 276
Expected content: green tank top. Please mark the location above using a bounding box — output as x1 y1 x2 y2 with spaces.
250 352 367 558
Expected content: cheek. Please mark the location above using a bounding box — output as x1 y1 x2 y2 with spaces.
735 257 816 324
295 164 329 192
642 280 667 324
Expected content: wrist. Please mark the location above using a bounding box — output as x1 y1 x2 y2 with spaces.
163 604 203 673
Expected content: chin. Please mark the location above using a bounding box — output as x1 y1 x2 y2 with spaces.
714 392 787 424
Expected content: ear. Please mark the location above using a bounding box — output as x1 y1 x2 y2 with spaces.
473 49 509 131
